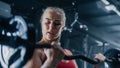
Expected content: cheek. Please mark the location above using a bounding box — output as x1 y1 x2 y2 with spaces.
42 24 48 33
56 27 63 35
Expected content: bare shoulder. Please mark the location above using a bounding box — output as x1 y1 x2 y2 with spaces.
23 49 45 68
34 48 45 61
34 49 44 55
35 41 46 58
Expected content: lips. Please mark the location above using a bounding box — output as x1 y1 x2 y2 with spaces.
47 32 54 35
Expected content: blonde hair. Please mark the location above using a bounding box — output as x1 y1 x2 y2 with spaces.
40 7 66 26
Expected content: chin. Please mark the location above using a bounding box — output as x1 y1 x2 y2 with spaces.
45 35 59 41
47 36 55 41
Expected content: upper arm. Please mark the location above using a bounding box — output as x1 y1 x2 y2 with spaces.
23 49 44 68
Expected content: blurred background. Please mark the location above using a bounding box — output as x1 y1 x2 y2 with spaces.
0 0 120 68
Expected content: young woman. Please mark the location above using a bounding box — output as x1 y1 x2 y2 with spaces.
24 7 78 68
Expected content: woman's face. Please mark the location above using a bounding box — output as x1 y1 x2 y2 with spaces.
41 9 65 41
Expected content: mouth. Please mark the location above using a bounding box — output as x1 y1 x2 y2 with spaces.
47 32 54 35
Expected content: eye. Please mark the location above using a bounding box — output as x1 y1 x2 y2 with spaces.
53 21 61 26
45 21 50 24
44 18 50 24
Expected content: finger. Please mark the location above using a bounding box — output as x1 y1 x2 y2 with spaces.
51 42 61 48
51 41 56 45
51 42 61 46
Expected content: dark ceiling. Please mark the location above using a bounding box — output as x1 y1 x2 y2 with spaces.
1 0 120 49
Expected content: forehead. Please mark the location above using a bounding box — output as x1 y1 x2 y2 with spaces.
42 9 63 20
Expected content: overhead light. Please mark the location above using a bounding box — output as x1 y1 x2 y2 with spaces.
105 5 120 16
105 5 116 11
104 42 109 46
101 0 110 5
79 25 83 29
2 30 5 35
102 0 120 16
6 32 11 36
113 8 120 16
95 40 103 46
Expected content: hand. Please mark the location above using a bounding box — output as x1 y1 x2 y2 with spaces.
44 42 65 66
94 53 106 62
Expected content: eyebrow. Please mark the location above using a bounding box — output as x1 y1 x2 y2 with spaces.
45 18 51 20
45 18 61 21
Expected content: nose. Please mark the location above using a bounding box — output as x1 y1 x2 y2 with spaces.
48 22 54 31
